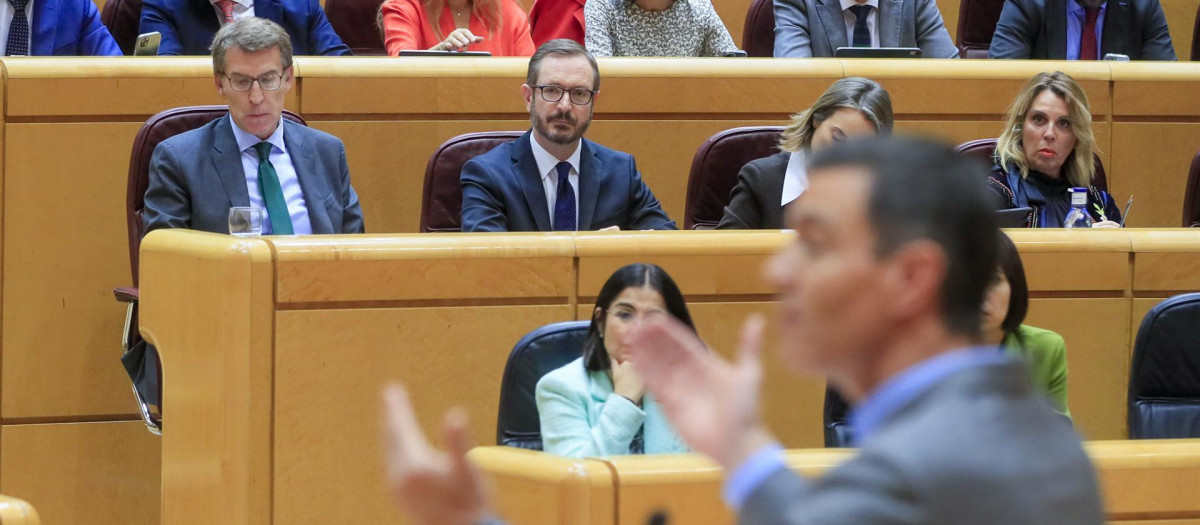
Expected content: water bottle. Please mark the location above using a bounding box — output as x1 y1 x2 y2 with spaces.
1063 187 1092 229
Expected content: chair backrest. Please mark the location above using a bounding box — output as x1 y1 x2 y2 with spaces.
1193 3 1200 61
955 138 1108 193
325 0 387 55
955 0 1006 58
126 106 307 285
421 131 524 232
685 126 785 230
742 0 776 57
496 321 591 450
823 387 854 447
101 0 142 55
1184 149 1200 227
1128 293 1200 439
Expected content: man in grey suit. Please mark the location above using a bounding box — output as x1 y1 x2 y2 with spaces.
144 17 363 237
773 0 959 57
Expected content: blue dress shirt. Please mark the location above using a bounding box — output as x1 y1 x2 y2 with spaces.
722 346 1015 509
229 115 313 235
1065 0 1106 60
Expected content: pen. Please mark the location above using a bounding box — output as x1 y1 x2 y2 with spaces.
1120 196 1133 227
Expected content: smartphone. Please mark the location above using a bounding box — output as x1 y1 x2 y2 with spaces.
723 50 748 57
134 32 161 56
1103 53 1130 61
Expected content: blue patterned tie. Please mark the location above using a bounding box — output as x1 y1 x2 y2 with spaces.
553 161 576 231
6 0 29 56
848 5 872 48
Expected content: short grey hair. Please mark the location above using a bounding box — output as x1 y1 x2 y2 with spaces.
525 39 600 91
211 17 293 76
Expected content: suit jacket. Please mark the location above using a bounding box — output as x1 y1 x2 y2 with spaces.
29 0 122 55
1006 324 1070 417
740 359 1104 524
460 131 676 232
139 0 351 56
773 0 959 57
143 115 364 236
988 0 1175 60
536 357 688 458
717 151 789 230
529 0 585 47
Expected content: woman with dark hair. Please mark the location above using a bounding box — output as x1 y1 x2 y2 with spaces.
983 233 1070 417
536 263 694 457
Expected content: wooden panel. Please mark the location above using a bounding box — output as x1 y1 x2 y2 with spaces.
1131 231 1200 291
1 122 143 418
1111 63 1200 117
269 234 576 304
272 305 573 524
1161 0 1200 63
470 447 615 525
713 0 754 46
139 231 276 525
1110 123 1200 228
0 421 160 525
1090 439 1200 520
1026 298 1131 440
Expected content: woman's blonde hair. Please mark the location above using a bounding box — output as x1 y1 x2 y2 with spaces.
377 0 503 43
996 71 1097 187
778 77 893 153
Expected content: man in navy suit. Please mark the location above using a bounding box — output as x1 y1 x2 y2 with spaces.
139 0 350 56
1 0 122 55
989 0 1175 60
460 39 675 232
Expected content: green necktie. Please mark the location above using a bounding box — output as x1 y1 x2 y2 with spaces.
253 142 294 235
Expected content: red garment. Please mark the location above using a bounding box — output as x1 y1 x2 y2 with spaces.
1079 7 1100 60
528 0 585 47
380 0 536 56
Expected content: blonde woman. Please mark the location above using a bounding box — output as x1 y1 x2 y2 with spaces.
987 71 1121 227
717 77 893 229
380 0 535 56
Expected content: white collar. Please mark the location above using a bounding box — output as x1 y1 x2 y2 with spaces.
230 114 286 155
211 0 253 8
781 150 808 206
840 0 879 11
529 133 582 181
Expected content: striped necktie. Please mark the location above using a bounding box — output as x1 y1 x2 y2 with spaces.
848 5 872 48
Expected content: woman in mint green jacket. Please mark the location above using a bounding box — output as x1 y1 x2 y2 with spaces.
536 264 693 457
982 234 1071 417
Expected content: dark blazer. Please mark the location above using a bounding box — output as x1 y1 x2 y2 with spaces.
460 131 676 232
139 0 351 56
988 0 1175 60
773 0 959 57
717 152 789 230
740 360 1104 524
30 0 122 55
144 115 364 236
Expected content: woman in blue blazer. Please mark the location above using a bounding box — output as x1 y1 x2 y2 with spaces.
536 263 693 457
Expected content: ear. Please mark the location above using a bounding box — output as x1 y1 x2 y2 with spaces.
214 74 225 95
521 84 534 112
880 240 947 322
592 306 605 333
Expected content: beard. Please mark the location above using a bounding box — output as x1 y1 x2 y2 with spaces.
531 106 591 145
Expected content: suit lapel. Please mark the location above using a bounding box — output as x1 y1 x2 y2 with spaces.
878 0 902 47
1045 0 1068 59
815 0 849 53
253 0 284 27
577 140 600 231
211 116 252 208
282 122 334 234
512 133 553 231
30 0 57 56
1100 0 1128 57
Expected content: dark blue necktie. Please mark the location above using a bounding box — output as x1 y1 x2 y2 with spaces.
848 5 872 48
553 161 576 231
6 0 30 56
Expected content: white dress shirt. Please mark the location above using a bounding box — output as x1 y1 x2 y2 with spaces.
0 0 37 56
840 0 881 48
209 0 255 24
529 135 581 229
229 116 313 235
781 150 809 206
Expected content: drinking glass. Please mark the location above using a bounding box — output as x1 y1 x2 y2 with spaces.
228 207 264 237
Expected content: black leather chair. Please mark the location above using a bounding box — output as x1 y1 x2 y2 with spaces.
955 138 1109 193
1128 293 1200 439
742 0 775 57
684 126 784 229
823 387 854 447
496 321 590 450
421 132 524 232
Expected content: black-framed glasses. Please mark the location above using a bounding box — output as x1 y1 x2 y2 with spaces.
224 70 287 92
534 84 597 105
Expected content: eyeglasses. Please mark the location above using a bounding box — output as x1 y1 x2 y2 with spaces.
534 84 597 105
224 71 286 92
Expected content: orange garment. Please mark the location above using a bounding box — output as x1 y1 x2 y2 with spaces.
381 0 536 56
529 0 585 47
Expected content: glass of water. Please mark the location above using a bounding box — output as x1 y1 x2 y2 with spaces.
228 207 264 237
